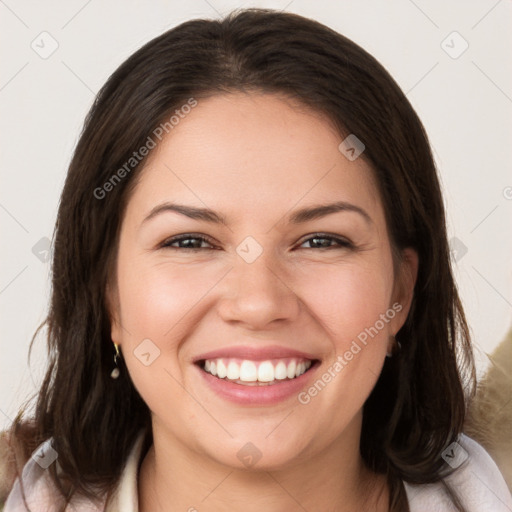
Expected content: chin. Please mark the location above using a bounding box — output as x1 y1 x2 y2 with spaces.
200 433 312 473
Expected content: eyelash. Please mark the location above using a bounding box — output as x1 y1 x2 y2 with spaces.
160 233 354 251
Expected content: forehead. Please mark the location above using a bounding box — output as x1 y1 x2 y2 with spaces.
125 92 383 228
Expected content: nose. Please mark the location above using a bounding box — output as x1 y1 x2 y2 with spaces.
216 249 301 331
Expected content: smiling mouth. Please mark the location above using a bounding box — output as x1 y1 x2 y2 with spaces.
196 357 318 386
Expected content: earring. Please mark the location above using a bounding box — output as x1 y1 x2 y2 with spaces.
386 335 402 358
110 343 121 379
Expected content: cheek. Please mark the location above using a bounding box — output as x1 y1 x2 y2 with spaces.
297 257 394 345
292 258 395 423
116 256 217 338
115 258 215 410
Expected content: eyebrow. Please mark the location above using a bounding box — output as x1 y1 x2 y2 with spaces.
141 200 373 227
289 201 373 225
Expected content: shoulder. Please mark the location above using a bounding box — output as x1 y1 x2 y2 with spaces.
405 434 512 512
3 438 106 512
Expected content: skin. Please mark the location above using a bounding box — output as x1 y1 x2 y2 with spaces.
109 92 418 512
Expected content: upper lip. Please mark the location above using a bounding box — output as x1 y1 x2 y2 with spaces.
193 345 320 363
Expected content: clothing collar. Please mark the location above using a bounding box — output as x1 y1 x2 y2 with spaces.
103 433 512 512
106 430 147 511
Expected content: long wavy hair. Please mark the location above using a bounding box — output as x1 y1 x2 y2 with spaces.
8 8 475 511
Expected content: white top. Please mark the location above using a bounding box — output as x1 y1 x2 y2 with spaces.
5 433 512 511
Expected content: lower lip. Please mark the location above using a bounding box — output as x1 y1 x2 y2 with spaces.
195 362 320 405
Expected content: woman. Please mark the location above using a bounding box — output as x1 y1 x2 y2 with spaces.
4 8 511 512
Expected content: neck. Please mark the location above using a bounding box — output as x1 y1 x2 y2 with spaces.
138 419 389 512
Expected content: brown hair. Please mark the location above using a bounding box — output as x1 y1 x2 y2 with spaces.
8 8 475 511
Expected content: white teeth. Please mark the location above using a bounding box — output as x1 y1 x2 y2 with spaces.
274 361 288 380
258 361 275 382
239 360 258 382
201 357 313 384
226 361 240 380
287 360 296 379
216 360 227 379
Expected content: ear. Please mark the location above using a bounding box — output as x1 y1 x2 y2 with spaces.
390 247 418 335
105 281 123 346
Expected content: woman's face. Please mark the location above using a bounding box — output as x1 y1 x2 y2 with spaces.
110 92 417 470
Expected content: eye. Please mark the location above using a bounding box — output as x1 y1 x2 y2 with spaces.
160 232 354 252
160 234 217 251
298 233 354 250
